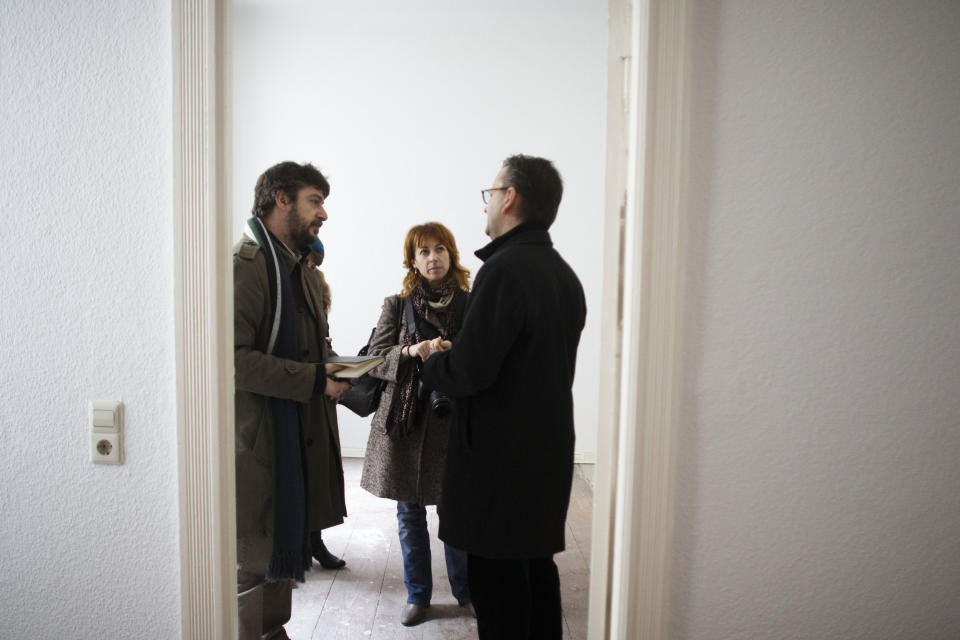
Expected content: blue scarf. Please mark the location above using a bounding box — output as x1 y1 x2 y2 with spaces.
247 217 312 582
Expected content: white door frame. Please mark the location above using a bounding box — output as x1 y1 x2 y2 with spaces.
589 1 691 638
173 0 237 638
172 1 689 637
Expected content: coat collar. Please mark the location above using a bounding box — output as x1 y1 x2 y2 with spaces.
243 225 308 275
475 222 552 262
268 231 310 275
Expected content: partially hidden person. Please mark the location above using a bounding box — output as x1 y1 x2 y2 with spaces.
304 236 348 571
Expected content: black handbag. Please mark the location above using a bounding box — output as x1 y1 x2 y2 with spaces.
338 298 402 417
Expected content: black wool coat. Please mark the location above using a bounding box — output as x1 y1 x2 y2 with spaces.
421 224 586 558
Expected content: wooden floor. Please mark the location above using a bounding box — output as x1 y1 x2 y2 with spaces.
287 457 593 640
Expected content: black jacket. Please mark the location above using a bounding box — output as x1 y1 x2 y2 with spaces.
421 224 586 558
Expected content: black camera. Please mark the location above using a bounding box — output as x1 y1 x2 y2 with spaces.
418 380 454 418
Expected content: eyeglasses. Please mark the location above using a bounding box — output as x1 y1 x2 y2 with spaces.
480 187 509 204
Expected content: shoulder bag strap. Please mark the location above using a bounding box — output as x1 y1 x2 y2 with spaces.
404 298 417 338
395 296 405 339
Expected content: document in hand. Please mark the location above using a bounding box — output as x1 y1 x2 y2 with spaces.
326 355 385 378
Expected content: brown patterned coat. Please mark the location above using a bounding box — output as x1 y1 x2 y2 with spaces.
360 292 467 505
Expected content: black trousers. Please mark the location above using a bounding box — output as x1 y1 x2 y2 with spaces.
467 554 562 640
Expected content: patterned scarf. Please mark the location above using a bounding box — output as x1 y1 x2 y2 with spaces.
385 278 464 439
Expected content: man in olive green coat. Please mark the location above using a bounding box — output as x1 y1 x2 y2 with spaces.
234 161 350 640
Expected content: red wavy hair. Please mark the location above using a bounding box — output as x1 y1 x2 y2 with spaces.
399 222 471 298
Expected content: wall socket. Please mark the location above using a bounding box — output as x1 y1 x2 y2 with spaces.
90 400 123 465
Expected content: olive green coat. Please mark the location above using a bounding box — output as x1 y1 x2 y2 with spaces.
234 237 346 541
359 293 466 506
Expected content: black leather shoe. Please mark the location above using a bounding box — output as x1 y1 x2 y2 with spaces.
312 540 346 569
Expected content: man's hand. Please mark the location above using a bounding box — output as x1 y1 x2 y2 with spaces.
420 337 452 362
324 378 351 403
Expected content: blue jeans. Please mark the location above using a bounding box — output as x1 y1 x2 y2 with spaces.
396 501 470 605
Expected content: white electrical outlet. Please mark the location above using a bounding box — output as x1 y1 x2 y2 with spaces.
91 432 122 464
90 400 123 465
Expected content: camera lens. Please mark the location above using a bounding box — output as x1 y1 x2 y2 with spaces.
430 391 453 418
418 380 453 418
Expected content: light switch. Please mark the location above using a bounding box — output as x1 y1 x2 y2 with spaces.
90 401 121 433
90 400 123 465
92 409 115 428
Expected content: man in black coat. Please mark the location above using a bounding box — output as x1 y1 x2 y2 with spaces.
421 154 586 639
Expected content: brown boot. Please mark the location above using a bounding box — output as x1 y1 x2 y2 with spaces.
401 603 429 626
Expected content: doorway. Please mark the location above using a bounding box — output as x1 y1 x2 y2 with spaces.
173 1 690 638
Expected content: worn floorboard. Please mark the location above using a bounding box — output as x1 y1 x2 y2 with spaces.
289 458 592 640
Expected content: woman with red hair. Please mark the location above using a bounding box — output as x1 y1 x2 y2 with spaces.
360 222 473 626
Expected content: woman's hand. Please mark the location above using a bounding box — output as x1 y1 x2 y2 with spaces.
405 340 430 361
404 338 452 362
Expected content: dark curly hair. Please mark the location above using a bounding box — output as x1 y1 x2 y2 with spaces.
252 161 330 219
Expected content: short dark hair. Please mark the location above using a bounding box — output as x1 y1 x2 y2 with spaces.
501 154 564 228
252 161 330 218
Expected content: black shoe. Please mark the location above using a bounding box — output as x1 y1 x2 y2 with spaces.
312 540 346 569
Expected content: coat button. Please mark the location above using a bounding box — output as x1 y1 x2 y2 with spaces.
301 349 310 357
306 438 314 447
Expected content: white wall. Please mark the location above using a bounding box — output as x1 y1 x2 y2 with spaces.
232 0 608 459
0 2 180 638
673 1 960 638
